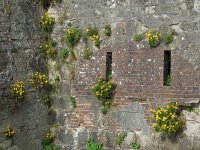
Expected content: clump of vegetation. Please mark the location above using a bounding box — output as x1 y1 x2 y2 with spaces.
29 72 48 90
42 95 54 108
40 38 57 59
103 25 112 37
60 48 70 59
164 74 171 86
131 141 140 149
11 81 25 102
4 125 15 138
162 31 174 45
92 77 116 114
86 26 101 49
83 47 93 60
150 101 186 136
41 131 61 150
116 132 127 147
134 34 143 42
68 96 76 108
65 27 82 48
40 12 55 35
86 138 103 150
145 29 161 48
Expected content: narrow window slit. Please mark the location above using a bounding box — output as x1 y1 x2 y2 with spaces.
106 52 112 81
163 50 171 86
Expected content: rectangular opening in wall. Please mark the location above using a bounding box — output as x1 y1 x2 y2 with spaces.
106 52 112 81
163 50 171 86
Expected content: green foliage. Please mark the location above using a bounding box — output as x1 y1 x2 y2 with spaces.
92 77 116 114
116 132 127 147
145 29 161 48
86 138 103 150
101 100 112 114
43 143 61 150
103 25 112 37
68 96 76 108
66 27 82 48
164 74 171 86
42 95 54 108
131 142 140 149
40 38 57 59
40 12 55 35
186 106 200 115
86 26 101 49
150 101 186 135
86 26 98 37
83 47 93 60
162 31 174 45
92 78 116 100
0 146 2 150
60 48 70 59
11 47 17 53
134 34 143 42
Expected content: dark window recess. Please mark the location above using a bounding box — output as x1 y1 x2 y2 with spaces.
163 51 171 86
106 52 112 81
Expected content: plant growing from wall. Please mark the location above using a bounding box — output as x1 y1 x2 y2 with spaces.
134 34 143 42
40 38 57 59
40 12 55 35
86 26 101 48
60 48 70 59
42 95 54 108
68 96 76 108
11 81 25 102
41 131 61 150
29 72 48 90
145 29 161 48
164 74 171 86
103 25 112 37
130 141 140 149
83 47 93 60
116 132 127 147
86 138 103 150
150 101 186 136
4 125 15 138
92 77 116 114
65 27 82 48
162 31 174 45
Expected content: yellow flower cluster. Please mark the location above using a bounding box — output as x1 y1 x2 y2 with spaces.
92 78 116 100
11 81 25 102
145 29 161 48
40 40 56 58
150 101 186 135
86 27 101 48
4 125 15 138
40 12 55 33
44 132 55 141
66 28 82 48
30 72 48 89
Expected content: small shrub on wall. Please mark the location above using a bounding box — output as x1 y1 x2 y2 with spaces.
4 125 15 138
145 29 161 48
11 81 25 102
29 72 48 90
40 38 57 59
65 27 82 48
40 12 55 35
86 26 101 49
103 25 112 37
92 77 116 114
86 138 103 150
150 101 186 136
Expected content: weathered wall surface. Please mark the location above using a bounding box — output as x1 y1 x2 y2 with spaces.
49 0 200 149
1 0 200 150
0 0 52 150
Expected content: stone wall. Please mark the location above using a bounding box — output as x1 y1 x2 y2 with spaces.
0 0 53 149
49 0 200 149
1 0 200 150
